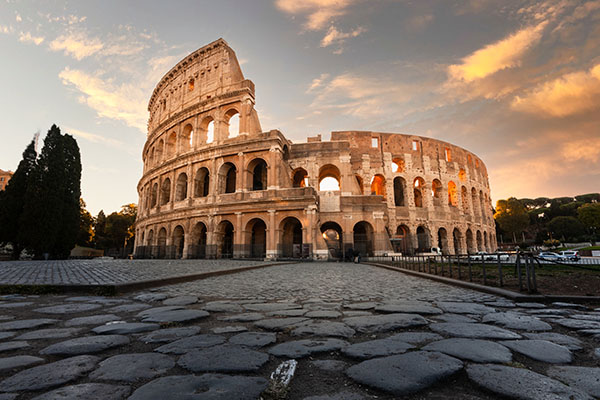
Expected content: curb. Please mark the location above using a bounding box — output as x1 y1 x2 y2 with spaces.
365 262 600 304
0 262 288 296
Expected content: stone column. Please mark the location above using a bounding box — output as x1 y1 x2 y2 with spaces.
268 146 280 190
339 154 353 196
238 152 246 192
267 210 277 260
186 162 193 206
234 212 244 258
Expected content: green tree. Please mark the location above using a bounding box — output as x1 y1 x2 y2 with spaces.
494 198 530 243
0 140 37 259
578 203 600 240
548 216 585 242
76 198 94 247
20 125 81 259
100 204 137 254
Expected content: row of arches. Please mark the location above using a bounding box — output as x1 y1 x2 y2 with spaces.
393 224 496 255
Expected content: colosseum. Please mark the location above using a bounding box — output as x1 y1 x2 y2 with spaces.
134 39 497 260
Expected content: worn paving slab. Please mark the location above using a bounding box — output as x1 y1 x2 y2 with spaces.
422 338 512 363
39 335 130 356
269 338 349 358
154 334 226 354
178 344 269 372
343 338 414 359
90 353 175 382
502 340 573 363
30 383 130 400
547 366 600 398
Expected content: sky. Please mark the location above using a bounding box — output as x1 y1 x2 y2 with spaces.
0 0 598 216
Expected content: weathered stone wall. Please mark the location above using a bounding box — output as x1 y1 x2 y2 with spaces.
134 39 496 260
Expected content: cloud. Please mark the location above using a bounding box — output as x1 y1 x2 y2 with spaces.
275 0 356 30
0 25 14 34
18 31 44 45
50 31 104 60
448 22 546 83
307 73 330 92
406 14 434 31
65 126 125 148
320 25 366 47
561 137 600 162
511 64 600 117
59 67 147 132
15 13 22 22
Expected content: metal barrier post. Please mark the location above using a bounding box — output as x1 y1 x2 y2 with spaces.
497 256 503 287
458 255 462 280
525 255 531 293
516 252 522 291
468 256 472 282
448 255 452 278
482 258 487 285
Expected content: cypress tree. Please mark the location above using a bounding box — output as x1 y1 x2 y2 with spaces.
0 140 37 259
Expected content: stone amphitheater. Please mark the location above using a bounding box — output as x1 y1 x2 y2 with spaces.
134 39 496 260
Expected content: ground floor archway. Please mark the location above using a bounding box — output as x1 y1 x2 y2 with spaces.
280 217 303 258
353 221 374 257
321 221 343 260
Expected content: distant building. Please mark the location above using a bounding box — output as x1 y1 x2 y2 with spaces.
0 170 13 191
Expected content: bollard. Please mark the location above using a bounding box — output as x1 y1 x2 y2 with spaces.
497 256 503 287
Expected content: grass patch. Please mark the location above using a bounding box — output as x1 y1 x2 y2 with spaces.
580 246 600 251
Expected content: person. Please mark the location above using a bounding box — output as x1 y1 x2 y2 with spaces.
353 248 361 263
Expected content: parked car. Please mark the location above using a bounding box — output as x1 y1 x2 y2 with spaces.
417 247 443 256
469 252 487 261
559 250 580 261
484 252 510 261
537 252 566 261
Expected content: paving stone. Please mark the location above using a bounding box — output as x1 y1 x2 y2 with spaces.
0 333 14 340
268 309 308 317
0 355 44 372
387 332 443 344
128 374 268 400
343 313 427 333
555 318 600 330
269 338 349 358
515 302 547 309
134 293 168 302
220 312 264 322
92 322 160 335
304 310 342 318
229 332 277 348
466 364 591 400
430 323 522 339
502 340 572 363
522 332 583 351
594 348 600 359
139 326 201 343
292 321 355 338
482 312 552 331
16 328 82 340
375 301 442 315
243 302 302 312
40 335 130 356
552 302 588 310
30 383 130 400
34 304 102 314
212 326 247 334
136 306 184 317
0 316 13 321
343 338 414 359
0 393 17 399
571 314 600 322
310 360 348 372
0 341 29 353
178 344 269 372
433 313 477 323
579 329 600 338
423 338 512 363
107 303 151 313
0 355 99 392
346 351 463 396
141 309 209 323
162 295 198 306
436 302 495 315
343 302 378 310
65 296 109 302
0 319 57 331
0 302 33 308
485 301 516 308
304 392 365 400
342 311 372 317
64 314 121 327
304 302 341 311
525 308 572 316
90 353 175 382
154 334 226 354
254 317 310 331
547 366 600 398
203 301 243 313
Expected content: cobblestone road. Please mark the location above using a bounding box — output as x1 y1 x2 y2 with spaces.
0 261 597 400
0 259 270 285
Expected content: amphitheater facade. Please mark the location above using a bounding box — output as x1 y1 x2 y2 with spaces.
134 39 497 260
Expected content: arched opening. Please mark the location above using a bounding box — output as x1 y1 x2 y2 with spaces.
355 175 364 195
370 174 386 196
175 173 188 201
459 168 466 182
438 228 449 255
292 168 308 188
476 230 483 252
466 229 475 253
414 177 425 208
353 221 374 257
172 225 185 259
225 109 240 138
416 226 430 252
181 124 193 152
320 222 343 260
479 191 486 221
393 225 411 254
190 222 207 259
393 177 405 206
194 167 210 197
448 181 458 207
147 229 154 248
392 157 404 173
318 164 341 191
205 120 215 144
280 217 303 258
148 148 154 168
246 218 266 258
218 162 237 194
155 139 164 164
167 131 177 157
484 231 489 252
471 188 479 216
461 186 469 213
453 228 462 255
248 158 268 191
151 183 158 208
160 178 171 206
432 179 443 206
216 220 234 258
157 228 167 259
